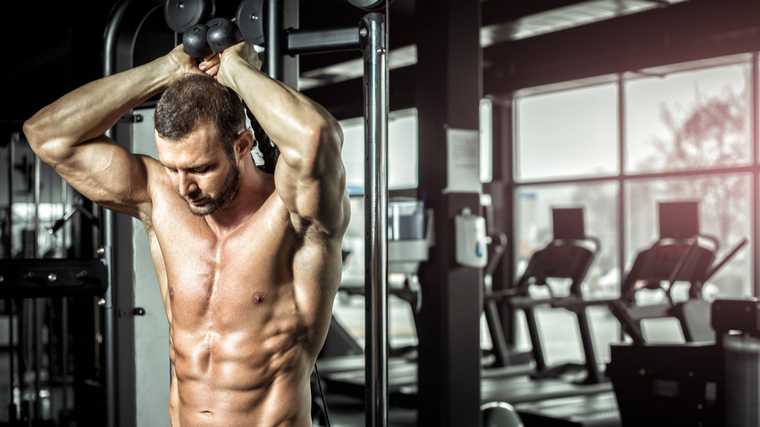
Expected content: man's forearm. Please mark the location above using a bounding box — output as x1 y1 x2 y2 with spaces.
222 54 342 157
24 54 179 153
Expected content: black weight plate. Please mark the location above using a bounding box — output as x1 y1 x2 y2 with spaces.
347 0 390 11
165 0 215 33
236 0 265 45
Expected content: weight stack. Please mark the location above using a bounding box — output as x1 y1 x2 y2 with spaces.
725 335 760 427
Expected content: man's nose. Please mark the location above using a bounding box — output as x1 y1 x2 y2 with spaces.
178 172 198 197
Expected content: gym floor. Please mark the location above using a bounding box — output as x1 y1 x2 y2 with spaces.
326 395 416 427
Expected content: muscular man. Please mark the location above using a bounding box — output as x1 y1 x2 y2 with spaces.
24 41 350 426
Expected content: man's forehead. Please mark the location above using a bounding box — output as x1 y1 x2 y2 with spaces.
155 129 222 166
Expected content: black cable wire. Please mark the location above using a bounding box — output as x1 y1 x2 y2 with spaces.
314 363 331 427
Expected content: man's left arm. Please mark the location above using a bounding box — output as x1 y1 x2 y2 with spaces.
215 42 349 235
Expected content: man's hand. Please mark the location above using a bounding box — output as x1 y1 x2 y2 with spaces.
166 44 221 81
211 41 263 88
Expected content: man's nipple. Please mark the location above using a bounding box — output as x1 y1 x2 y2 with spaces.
169 287 174 301
252 292 265 304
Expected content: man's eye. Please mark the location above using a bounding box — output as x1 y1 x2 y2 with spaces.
165 167 178 174
192 167 208 174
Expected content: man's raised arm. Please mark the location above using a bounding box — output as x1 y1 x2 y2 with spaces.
23 45 210 219
214 42 349 236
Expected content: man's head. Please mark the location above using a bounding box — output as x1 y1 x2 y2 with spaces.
154 74 250 216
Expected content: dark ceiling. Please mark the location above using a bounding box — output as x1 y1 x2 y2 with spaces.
5 0 760 128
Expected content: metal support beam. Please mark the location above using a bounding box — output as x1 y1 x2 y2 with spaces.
103 2 124 421
266 0 283 80
361 13 389 427
103 1 159 425
287 27 362 55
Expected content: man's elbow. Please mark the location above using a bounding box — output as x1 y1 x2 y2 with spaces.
23 117 42 149
23 116 62 163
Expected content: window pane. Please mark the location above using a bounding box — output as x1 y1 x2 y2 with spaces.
336 196 419 349
625 64 751 173
516 84 619 182
516 181 619 298
341 109 418 193
625 173 752 296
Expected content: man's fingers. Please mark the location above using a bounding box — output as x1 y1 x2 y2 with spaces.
203 62 221 77
199 55 221 74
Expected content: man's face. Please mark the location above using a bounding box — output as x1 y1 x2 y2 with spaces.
155 126 241 216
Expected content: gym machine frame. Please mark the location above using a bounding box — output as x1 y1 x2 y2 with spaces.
1 139 110 420
105 1 390 426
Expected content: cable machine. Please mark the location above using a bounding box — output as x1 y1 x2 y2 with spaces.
108 0 390 425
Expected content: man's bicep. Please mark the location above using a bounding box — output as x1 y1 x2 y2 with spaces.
46 135 153 218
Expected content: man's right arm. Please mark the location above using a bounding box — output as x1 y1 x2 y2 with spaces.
23 45 210 219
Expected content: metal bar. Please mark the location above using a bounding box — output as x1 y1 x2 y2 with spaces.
7 135 15 421
34 299 42 419
33 157 40 259
753 53 759 297
33 154 41 420
513 161 760 188
5 134 14 259
102 2 135 426
266 0 282 81
61 297 68 422
617 74 626 312
361 12 388 427
575 308 601 384
286 27 362 56
7 299 15 421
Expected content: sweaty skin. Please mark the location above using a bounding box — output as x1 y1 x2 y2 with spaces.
24 43 349 427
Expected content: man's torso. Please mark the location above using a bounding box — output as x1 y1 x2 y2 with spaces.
141 160 342 427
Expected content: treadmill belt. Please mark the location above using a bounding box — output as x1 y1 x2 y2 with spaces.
481 375 613 404
515 392 620 426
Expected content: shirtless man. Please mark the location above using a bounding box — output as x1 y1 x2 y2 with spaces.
23 41 350 426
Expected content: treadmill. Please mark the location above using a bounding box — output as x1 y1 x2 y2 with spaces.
506 201 746 426
479 207 619 426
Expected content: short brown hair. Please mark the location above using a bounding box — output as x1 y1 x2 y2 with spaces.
154 74 246 156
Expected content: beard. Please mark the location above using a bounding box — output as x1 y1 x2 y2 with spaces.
182 160 241 216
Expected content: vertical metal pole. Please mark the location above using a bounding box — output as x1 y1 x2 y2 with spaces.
8 299 15 421
8 134 16 421
617 74 627 304
102 3 136 426
33 156 41 420
361 12 388 427
61 179 69 421
266 0 282 81
7 133 15 259
33 157 40 258
751 53 759 297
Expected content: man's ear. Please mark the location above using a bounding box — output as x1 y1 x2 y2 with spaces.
235 130 254 159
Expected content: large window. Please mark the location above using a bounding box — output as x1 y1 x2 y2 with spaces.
514 55 757 298
512 54 759 356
